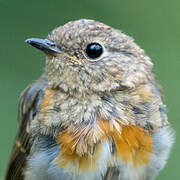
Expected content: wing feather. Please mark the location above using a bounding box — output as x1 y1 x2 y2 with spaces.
5 75 47 180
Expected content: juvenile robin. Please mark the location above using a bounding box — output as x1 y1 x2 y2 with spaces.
5 19 174 180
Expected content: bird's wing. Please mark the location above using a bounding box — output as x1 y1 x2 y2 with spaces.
5 75 47 180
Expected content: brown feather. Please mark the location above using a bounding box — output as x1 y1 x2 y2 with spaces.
5 75 47 180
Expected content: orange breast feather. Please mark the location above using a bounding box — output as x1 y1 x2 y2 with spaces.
56 119 153 171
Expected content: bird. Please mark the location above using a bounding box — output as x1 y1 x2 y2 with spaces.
5 19 174 180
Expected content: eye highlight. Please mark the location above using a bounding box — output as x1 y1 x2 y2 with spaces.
85 43 103 60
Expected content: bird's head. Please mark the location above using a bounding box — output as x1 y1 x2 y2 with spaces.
26 19 153 95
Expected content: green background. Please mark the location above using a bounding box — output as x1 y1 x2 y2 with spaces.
0 0 179 179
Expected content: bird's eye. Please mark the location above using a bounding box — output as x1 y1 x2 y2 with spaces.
85 43 103 60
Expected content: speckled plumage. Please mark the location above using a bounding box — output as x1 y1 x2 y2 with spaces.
5 19 174 180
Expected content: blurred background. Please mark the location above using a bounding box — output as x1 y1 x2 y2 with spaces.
0 0 179 179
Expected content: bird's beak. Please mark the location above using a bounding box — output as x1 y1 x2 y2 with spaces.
25 38 61 54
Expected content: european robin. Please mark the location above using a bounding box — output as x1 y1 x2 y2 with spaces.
5 19 174 180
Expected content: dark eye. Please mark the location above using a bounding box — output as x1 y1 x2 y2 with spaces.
85 43 103 60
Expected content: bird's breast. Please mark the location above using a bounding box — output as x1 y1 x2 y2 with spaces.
56 118 153 172
36 87 153 173
27 87 173 180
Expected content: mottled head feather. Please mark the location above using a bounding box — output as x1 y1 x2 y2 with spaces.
46 19 153 95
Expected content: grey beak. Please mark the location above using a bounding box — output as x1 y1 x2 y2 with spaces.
25 38 61 54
